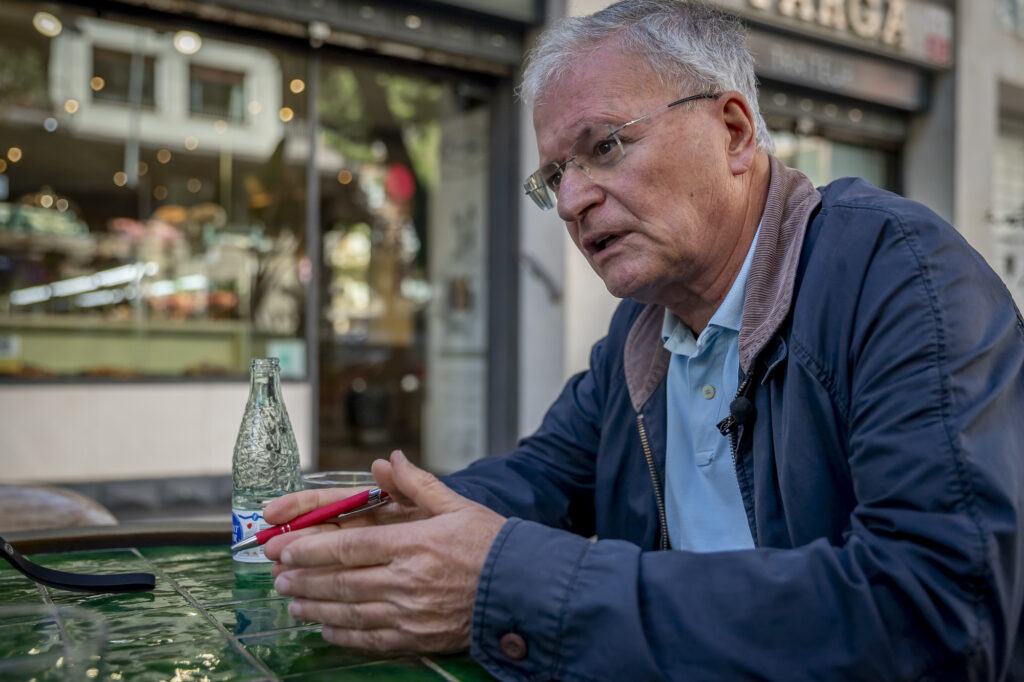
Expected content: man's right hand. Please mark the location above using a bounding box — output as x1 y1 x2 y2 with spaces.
262 457 432 561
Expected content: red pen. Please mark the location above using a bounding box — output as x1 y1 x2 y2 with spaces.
230 487 389 552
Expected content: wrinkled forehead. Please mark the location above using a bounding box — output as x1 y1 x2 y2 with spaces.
532 48 664 155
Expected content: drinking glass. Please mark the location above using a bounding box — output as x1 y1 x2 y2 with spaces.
301 471 376 490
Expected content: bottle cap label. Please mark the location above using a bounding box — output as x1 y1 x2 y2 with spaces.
232 509 272 562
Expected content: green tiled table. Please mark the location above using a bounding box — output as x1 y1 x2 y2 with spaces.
0 524 493 681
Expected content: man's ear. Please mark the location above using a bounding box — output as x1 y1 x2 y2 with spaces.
719 92 758 176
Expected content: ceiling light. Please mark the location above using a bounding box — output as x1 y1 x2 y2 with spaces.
173 30 202 55
32 12 62 38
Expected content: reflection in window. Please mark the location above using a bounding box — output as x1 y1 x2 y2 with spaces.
315 62 491 472
92 47 156 107
0 2 305 379
189 64 245 121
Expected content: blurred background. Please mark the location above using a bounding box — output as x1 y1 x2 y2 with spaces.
0 0 1020 521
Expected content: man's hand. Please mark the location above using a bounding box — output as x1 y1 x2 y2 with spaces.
264 450 506 653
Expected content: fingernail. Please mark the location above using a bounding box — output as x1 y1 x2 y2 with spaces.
392 450 407 463
275 574 291 594
288 600 303 618
281 549 293 564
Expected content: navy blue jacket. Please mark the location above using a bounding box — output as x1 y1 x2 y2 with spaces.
445 160 1024 681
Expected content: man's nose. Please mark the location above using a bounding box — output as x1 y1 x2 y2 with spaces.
555 162 602 222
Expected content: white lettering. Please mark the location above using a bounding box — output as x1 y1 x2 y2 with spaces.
748 0 915 52
779 0 816 22
848 0 884 39
818 0 848 31
881 0 908 47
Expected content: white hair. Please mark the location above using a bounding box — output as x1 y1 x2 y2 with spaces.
519 0 775 153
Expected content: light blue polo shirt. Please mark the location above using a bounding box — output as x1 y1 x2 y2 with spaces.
661 228 759 552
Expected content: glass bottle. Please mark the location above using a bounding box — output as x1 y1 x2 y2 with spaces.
231 357 302 564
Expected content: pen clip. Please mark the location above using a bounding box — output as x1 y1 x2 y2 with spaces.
333 498 389 520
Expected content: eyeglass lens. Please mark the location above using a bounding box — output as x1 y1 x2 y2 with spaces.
524 124 624 210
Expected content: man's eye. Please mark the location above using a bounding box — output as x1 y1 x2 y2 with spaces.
593 138 617 158
545 169 563 189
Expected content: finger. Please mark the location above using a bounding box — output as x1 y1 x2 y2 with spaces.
321 625 411 653
274 564 389 602
265 523 337 560
279 522 424 568
289 598 397 630
369 499 428 525
265 507 385 561
372 456 413 506
389 450 466 516
264 487 367 525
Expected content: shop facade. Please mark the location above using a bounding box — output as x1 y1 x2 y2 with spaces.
0 0 534 501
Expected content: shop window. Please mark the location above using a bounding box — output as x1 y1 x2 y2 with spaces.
0 2 307 379
993 125 1024 307
315 62 490 472
771 130 895 192
189 64 245 121
92 47 156 108
997 0 1024 35
0 0 496 478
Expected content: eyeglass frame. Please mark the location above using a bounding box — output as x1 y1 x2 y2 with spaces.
523 92 720 211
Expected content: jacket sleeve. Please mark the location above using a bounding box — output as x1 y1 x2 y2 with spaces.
463 200 1024 681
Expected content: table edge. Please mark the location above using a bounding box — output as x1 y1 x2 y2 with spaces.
1 522 231 553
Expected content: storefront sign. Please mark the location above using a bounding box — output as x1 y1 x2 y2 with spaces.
711 0 953 68
749 0 908 46
747 29 925 110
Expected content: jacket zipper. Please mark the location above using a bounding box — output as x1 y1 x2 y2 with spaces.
636 413 669 550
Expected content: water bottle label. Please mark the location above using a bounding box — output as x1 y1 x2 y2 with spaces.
232 508 272 562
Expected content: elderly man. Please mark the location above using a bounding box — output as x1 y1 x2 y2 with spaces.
265 1 1024 679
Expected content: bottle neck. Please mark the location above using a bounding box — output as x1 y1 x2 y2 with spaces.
249 361 282 404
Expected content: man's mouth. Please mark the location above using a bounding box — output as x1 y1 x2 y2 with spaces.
594 234 619 252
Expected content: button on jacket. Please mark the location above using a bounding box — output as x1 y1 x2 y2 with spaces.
444 158 1024 681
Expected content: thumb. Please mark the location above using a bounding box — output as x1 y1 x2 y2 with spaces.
390 449 465 516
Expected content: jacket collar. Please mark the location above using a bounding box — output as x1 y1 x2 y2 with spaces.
624 157 821 412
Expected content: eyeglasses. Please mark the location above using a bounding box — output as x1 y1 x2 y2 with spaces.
523 93 719 211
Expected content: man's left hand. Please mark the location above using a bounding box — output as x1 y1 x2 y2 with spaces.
265 450 506 653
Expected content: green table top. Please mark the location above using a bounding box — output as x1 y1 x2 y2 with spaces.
0 530 492 681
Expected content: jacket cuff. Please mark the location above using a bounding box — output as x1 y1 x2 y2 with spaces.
471 517 592 681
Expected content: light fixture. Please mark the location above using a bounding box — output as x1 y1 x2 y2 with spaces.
32 12 62 38
10 285 52 306
173 30 202 55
